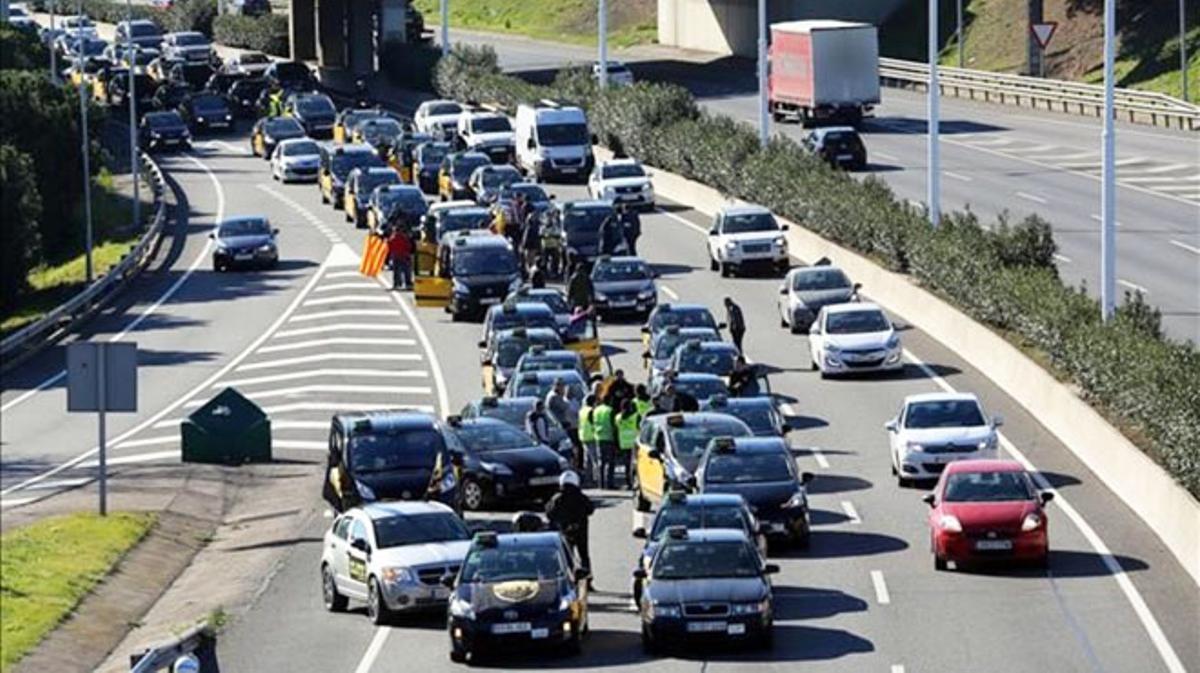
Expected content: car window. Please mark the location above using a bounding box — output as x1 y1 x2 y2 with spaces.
668 418 750 472
601 164 645 179
461 545 564 582
453 422 535 452
471 116 511 133
651 505 749 540
943 471 1035 502
649 308 716 332
652 541 760 579
372 512 470 548
721 212 778 234
348 428 445 473
219 219 270 236
792 268 851 291
349 518 368 544
825 310 889 335
283 140 320 156
333 516 352 540
704 451 793 484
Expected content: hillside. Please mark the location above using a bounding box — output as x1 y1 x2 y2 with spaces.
412 0 656 48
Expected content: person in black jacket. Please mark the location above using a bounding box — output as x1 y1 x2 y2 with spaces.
619 204 642 256
545 470 595 587
724 296 747 354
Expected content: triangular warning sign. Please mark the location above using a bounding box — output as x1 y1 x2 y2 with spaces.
1031 22 1058 49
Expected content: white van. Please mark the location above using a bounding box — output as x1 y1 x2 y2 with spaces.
514 101 594 182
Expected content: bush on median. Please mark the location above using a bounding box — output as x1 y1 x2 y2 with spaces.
212 14 288 56
434 44 1200 498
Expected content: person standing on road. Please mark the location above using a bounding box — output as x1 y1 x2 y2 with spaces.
604 369 634 412
619 204 642 256
267 83 284 117
598 212 622 256
387 226 413 291
521 209 542 273
525 399 554 446
590 396 618 489
578 394 597 479
615 399 639 489
545 470 594 586
651 382 677 416
633 384 653 421
546 379 579 462
567 264 594 312
724 296 746 354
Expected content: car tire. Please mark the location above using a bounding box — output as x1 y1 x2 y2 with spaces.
790 322 803 335
779 312 788 329
632 579 642 606
897 474 911 488
757 627 774 651
632 473 651 512
367 577 391 625
776 261 789 276
934 554 948 571
449 649 467 663
461 477 486 512
322 564 348 612
563 630 582 656
720 262 732 278
709 256 719 272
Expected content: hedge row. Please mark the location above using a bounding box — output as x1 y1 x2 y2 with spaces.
436 45 1200 498
212 14 288 56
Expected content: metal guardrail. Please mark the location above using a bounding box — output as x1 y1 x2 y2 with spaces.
128 623 216 672
878 57 1200 131
0 152 169 372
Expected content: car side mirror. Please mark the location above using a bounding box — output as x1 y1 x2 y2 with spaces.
480 359 492 367
272 228 280 235
208 232 215 239
922 493 936 507
778 285 788 295
640 326 649 334
647 449 662 461
992 414 1005 428
780 224 789 231
853 282 863 293
708 229 717 236
477 340 487 349
526 138 535 149
763 564 780 575
351 538 369 553
632 568 647 580
717 322 727 330
1039 491 1055 505
641 351 650 360
800 472 814 485
632 527 647 539
884 419 898 433
590 133 599 145
440 572 456 588
809 324 820 335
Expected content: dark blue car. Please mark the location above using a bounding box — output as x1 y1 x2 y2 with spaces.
444 417 569 511
695 437 813 547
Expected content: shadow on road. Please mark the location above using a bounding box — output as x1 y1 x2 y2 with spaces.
773 585 869 621
804 473 872 495
782 530 909 560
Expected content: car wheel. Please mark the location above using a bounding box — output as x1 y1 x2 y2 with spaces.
461 477 486 512
632 578 643 606
322 564 347 612
779 310 788 329
563 630 582 656
790 321 803 335
709 255 719 272
776 261 789 276
757 626 774 650
897 473 911 488
449 649 467 663
367 577 391 625
934 554 948 571
720 262 732 278
632 474 651 512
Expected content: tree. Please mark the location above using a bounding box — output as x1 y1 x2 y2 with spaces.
0 144 43 310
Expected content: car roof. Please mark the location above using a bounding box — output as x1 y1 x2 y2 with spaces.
601 157 640 167
667 528 750 544
490 302 554 317
823 302 883 314
520 370 585 383
333 409 438 432
474 395 537 409
904 392 980 405
454 233 510 249
595 256 645 265
815 126 858 135
481 531 563 548
719 204 771 217
653 303 710 314
362 167 398 176
521 349 579 360
378 183 423 194
564 199 613 209
705 396 772 410
647 412 747 428
673 372 725 383
359 500 452 520
452 151 490 163
654 327 719 341
326 141 375 154
664 493 746 507
943 459 1025 474
218 215 267 226
717 437 789 454
497 327 561 341
677 341 738 353
428 199 477 213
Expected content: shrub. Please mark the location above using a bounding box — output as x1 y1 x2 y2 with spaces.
380 41 441 92
212 14 288 56
0 144 43 311
0 22 49 70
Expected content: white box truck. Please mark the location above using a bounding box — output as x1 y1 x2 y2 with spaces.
768 20 881 127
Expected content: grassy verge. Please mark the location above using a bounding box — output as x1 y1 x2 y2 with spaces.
413 0 657 49
0 512 156 672
0 170 145 337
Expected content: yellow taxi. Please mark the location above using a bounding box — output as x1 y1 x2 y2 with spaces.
633 412 752 513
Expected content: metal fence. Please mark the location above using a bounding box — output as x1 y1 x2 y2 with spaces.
878 57 1200 131
0 153 169 372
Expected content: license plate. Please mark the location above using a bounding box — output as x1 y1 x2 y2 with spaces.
610 300 635 308
529 476 559 486
769 522 787 533
433 586 449 599
479 297 501 305
687 621 728 633
727 623 746 635
559 168 577 174
975 539 1013 551
837 154 853 161
492 622 531 634
531 627 549 639
234 254 253 261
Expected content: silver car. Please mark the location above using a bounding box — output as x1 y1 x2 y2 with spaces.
778 265 860 333
321 501 472 624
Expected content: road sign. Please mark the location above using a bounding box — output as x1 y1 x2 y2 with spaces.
67 341 138 515
1031 22 1058 50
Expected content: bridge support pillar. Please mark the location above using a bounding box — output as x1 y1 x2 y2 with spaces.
290 0 316 60
348 1 375 75
316 0 347 70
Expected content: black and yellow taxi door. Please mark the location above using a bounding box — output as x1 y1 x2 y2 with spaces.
414 250 452 308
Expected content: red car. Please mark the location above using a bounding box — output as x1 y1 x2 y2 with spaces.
924 460 1053 570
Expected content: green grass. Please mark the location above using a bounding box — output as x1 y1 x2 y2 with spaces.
0 512 155 672
413 0 657 49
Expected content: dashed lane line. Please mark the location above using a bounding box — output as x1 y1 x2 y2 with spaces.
870 570 891 605
841 501 862 525
1089 213 1124 227
313 282 385 293
943 170 973 182
302 295 393 307
1054 254 1073 264
287 309 399 322
1169 240 1200 256
660 285 680 301
1015 191 1048 205
180 384 433 406
1118 279 1150 294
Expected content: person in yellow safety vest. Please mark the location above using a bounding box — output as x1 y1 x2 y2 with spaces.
633 384 653 422
591 398 618 490
578 395 597 482
616 399 640 490
268 85 284 117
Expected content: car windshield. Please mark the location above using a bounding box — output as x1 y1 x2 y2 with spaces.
825 310 889 335
373 513 470 548
649 308 716 332
175 33 208 46
655 332 716 359
359 119 403 144
705 452 792 484
563 207 611 235
512 292 568 315
130 23 159 37
502 184 549 204
490 310 555 333
674 378 728 404
650 505 748 540
10 7 29 16
296 96 334 116
676 348 735 376
518 355 578 373
418 144 449 165
438 211 491 238
452 156 490 181
593 261 650 282
348 429 444 473
232 80 266 96
515 378 584 400
479 168 521 189
602 164 644 179
146 112 183 128
497 337 560 368
273 62 310 81
669 419 749 471
453 248 518 277
943 471 1035 502
331 152 383 178
793 268 851 291
378 189 426 212
653 541 760 580
722 212 778 234
905 400 986 428
264 118 303 135
192 95 226 112
454 423 535 452
429 102 462 116
219 219 270 236
461 545 563 582
358 171 400 196
820 131 862 151
282 140 320 156
537 122 588 147
472 117 511 133
719 404 775 435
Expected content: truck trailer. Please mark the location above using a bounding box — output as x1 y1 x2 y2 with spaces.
768 20 880 127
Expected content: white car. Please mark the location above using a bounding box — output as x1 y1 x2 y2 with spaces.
456 111 515 164
321 501 472 624
807 303 902 377
62 15 99 39
592 60 634 86
224 51 271 76
414 99 466 140
162 31 213 63
7 5 37 31
885 392 1003 486
587 158 654 209
777 265 859 333
271 138 321 183
706 204 790 276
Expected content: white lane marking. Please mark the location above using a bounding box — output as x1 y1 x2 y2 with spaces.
220 368 428 388
274 323 408 339
1089 213 1124 228
1057 156 1152 170
1155 183 1200 193
288 309 398 322
661 285 680 300
962 137 1013 147
0 497 37 509
1 152 220 415
1127 163 1194 175
1015 191 1048 205
79 450 178 468
257 337 415 354
1118 279 1149 294
260 401 434 415
181 384 432 405
1121 174 1200 184
944 170 973 182
115 435 177 450
273 439 327 451
272 420 332 430
24 477 91 491
373 278 451 418
326 270 364 279
870 570 891 605
353 627 390 673
313 282 383 293
655 207 709 235
302 295 392 307
1054 254 1073 264
1168 240 1200 255
0 239 342 499
841 501 862 525
891 666 906 673
872 151 898 162
236 352 423 372
904 350 1187 673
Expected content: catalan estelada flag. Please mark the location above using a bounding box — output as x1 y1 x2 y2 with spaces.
359 234 389 277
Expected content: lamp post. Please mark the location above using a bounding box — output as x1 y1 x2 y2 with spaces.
440 0 448 57
127 0 139 231
956 0 964 68
928 0 941 227
598 0 608 88
1100 0 1116 320
757 0 768 148
76 0 94 283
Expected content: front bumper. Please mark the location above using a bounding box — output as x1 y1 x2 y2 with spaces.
644 612 770 645
717 244 789 265
936 529 1047 564
474 145 514 164
280 164 318 181
820 348 903 375
305 122 334 138
601 188 655 207
214 249 278 268
535 156 593 181
449 289 507 316
146 135 189 150
381 578 454 611
757 509 810 541
478 471 560 503
449 610 578 654
594 293 656 314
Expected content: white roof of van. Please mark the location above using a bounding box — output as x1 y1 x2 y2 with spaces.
771 20 873 33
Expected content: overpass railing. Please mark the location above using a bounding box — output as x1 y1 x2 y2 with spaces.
878 57 1200 131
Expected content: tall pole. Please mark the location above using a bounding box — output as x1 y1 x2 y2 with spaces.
97 344 108 516
757 0 768 148
928 0 941 226
50 0 57 82
956 0 963 68
597 0 608 88
77 0 94 283
127 1 139 231
1181 0 1190 103
1100 0 1116 320
439 0 448 57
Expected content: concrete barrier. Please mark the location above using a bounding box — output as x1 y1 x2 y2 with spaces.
600 146 1200 585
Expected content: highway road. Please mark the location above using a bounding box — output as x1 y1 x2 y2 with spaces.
434 29 1200 344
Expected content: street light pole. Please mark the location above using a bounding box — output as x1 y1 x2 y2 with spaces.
1181 0 1190 103
598 0 608 88
928 0 941 226
757 0 768 148
440 0 448 58
49 0 57 82
956 0 963 68
127 0 139 231
77 0 94 283
1100 0 1116 320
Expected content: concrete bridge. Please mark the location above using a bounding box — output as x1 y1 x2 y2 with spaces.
288 0 413 75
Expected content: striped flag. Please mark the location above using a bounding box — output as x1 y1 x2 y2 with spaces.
359 235 389 277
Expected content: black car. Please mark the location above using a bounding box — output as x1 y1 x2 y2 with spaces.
139 111 191 151
204 70 247 96
635 528 777 652
695 437 813 547
169 61 215 92
558 200 622 268
447 531 589 662
251 116 306 159
803 126 868 171
178 93 234 133
413 141 451 194
210 216 279 271
460 396 574 460
444 234 522 320
151 82 190 113
227 77 268 118
590 255 657 318
439 151 492 201
444 417 568 511
285 92 336 137
264 60 316 91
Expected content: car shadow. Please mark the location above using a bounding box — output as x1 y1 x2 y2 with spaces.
784 415 829 431
804 473 872 495
778 530 909 560
954 549 1150 579
772 586 869 621
671 624 874 662
649 262 697 277
807 508 852 527
469 628 651 668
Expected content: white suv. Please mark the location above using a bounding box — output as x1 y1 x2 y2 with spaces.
808 303 901 377
706 205 789 276
415 99 466 140
587 158 654 208
885 392 1003 486
456 111 515 164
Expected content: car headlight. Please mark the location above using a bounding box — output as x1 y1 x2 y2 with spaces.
355 480 376 501
1021 513 1042 532
773 236 786 247
480 461 513 476
381 566 415 584
824 343 841 354
556 455 571 470
783 490 807 509
449 596 475 619
196 116 205 123
648 602 681 619
905 441 924 453
724 241 737 251
731 599 769 615
257 243 275 253
557 590 577 612
886 334 900 349
452 280 469 296
638 289 655 299
641 183 652 191
977 436 997 451
938 515 962 533
594 291 608 302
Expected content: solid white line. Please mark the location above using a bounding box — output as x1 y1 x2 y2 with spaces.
1054 254 1073 264
943 170 973 182
274 323 409 339
353 627 390 673
303 295 392 307
654 207 708 235
273 439 327 451
1 152 220 415
256 337 415 354
1169 240 1200 256
219 368 428 388
182 384 432 405
272 420 332 430
1154 183 1200 193
870 570 891 605
260 401 435 415
236 352 423 372
841 501 862 525
374 277 451 417
962 137 1013 147
115 435 177 450
891 665 906 673
1118 279 1149 294
661 285 680 301
903 349 1186 673
0 497 37 509
325 270 364 279
26 477 91 491
313 282 383 293
79 450 178 468
1015 191 1048 205
288 309 398 322
1120 174 1200 184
